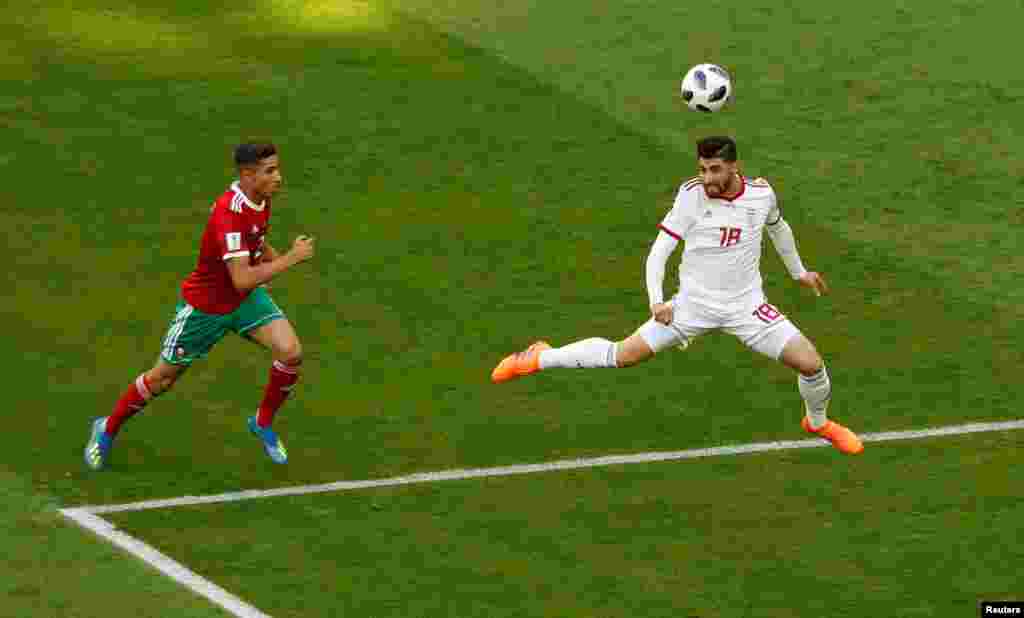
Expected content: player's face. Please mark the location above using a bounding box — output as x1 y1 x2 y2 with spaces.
698 157 737 197
245 155 283 198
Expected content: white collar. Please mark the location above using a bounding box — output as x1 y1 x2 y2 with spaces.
230 181 266 211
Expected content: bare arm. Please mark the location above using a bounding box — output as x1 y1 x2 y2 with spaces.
227 255 296 294
227 236 314 294
261 243 281 263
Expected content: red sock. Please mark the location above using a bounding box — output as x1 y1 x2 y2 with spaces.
106 374 154 436
257 360 300 428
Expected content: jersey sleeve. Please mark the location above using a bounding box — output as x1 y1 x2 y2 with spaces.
658 184 698 240
210 208 251 261
765 183 783 225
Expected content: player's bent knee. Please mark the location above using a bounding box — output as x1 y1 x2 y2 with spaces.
615 350 639 368
146 362 186 395
799 343 824 375
614 336 654 368
782 335 823 375
277 341 303 368
801 354 824 376
146 372 177 395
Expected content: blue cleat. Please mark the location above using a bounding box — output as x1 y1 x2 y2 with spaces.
84 417 114 470
247 415 288 464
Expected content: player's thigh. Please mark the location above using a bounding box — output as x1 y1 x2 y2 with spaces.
159 298 230 367
633 297 712 356
237 291 300 361
233 286 286 337
724 299 801 362
245 318 301 362
615 333 656 367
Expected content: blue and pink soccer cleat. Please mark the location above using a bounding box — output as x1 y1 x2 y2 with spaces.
247 415 288 464
84 417 114 470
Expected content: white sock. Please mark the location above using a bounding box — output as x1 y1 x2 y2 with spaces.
539 338 617 369
799 366 831 429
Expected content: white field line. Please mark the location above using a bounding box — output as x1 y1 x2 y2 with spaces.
59 507 272 618
77 419 1024 515
58 418 1024 618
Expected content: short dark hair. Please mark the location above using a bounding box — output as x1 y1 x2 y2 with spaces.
696 136 737 162
234 142 277 168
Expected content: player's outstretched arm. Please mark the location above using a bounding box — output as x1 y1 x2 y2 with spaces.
646 231 679 324
227 235 315 293
766 217 807 280
766 218 828 296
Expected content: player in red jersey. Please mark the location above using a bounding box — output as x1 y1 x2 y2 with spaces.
84 143 315 469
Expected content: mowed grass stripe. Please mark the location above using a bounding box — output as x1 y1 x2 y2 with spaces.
395 0 1024 324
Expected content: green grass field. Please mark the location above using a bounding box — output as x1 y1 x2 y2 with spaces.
5 0 1023 616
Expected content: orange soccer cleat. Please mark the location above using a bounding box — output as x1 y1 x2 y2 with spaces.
802 417 864 455
491 341 552 384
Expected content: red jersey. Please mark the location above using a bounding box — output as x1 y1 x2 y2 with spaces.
181 182 271 314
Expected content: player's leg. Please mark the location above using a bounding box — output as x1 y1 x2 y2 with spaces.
730 300 862 454
244 317 302 426
536 331 658 370
85 299 224 470
85 360 188 471
777 333 828 426
491 298 706 383
105 360 188 436
235 288 295 463
490 335 647 383
778 334 861 453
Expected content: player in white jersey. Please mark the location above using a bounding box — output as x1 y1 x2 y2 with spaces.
491 136 862 454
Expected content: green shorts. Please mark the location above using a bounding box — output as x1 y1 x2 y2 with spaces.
159 287 285 366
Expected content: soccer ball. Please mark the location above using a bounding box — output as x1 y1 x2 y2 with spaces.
680 63 732 113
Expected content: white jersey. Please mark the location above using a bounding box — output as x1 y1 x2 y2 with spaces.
658 175 780 304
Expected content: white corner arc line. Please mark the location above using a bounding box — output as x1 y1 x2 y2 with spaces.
59 507 271 618
58 418 1024 618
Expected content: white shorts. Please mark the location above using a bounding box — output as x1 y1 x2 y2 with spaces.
637 292 801 360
